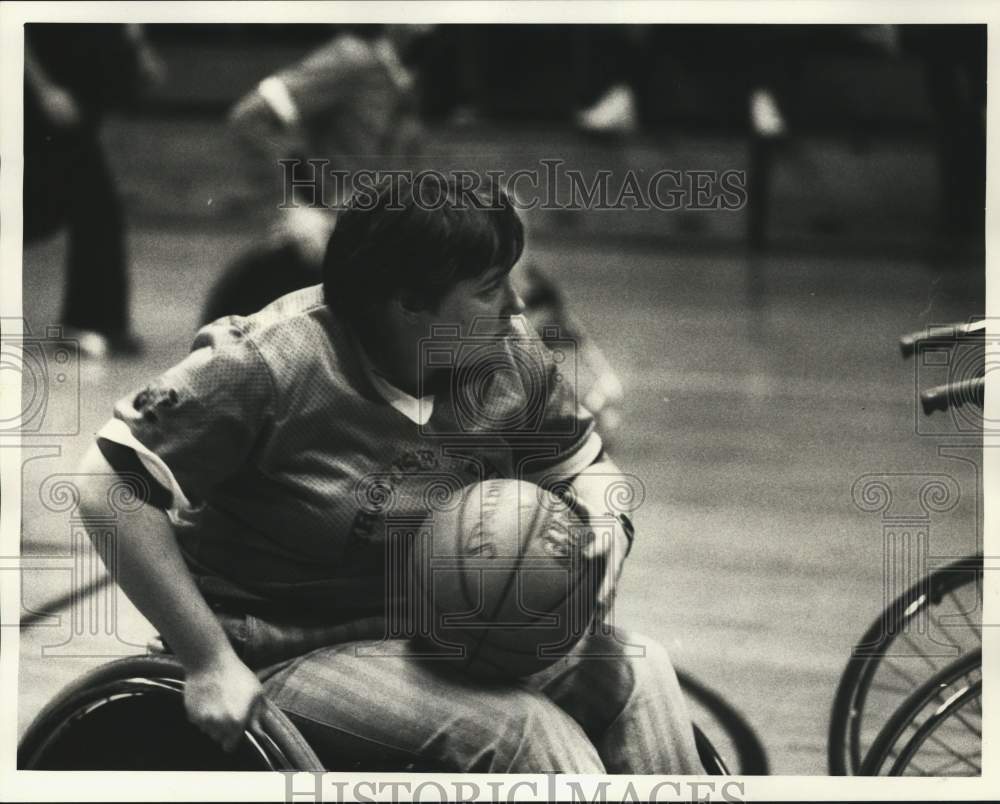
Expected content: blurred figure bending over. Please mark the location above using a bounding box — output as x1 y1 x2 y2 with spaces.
203 25 425 324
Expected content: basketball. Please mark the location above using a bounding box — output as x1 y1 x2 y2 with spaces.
411 479 604 679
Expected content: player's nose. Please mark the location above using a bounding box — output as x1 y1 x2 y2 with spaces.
503 282 526 316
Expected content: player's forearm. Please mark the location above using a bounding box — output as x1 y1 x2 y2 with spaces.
75 442 238 672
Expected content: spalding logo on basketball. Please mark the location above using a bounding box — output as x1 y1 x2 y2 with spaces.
411 479 605 679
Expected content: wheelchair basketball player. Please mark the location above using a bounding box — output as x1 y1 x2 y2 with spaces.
76 175 699 773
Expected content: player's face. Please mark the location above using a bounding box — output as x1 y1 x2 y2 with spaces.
428 264 526 338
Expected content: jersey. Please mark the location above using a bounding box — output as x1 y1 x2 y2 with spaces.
98 285 601 625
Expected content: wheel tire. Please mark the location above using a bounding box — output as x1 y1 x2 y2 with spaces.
827 554 982 775
18 655 324 771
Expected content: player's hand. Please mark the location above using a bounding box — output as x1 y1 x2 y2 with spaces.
184 654 265 752
563 496 630 626
40 86 80 128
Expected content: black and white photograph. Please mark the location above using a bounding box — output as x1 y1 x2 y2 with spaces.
1 2 995 801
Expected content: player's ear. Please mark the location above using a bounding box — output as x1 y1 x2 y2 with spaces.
394 291 426 322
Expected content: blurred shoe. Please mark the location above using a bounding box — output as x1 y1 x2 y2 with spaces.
576 84 638 135
750 88 786 138
71 328 110 360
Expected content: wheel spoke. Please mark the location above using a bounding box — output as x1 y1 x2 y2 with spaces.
924 752 981 775
927 614 965 654
927 731 982 771
932 715 982 736
928 713 983 745
945 587 981 643
881 659 924 688
907 745 979 760
870 680 918 696
936 699 982 739
899 632 943 673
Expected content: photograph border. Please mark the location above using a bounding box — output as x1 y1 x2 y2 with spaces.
1 1 996 800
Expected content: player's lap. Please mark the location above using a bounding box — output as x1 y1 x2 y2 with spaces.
260 637 601 770
261 628 654 733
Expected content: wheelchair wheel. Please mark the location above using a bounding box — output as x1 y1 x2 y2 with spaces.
18 655 324 771
860 649 981 776
678 669 770 775
828 554 981 775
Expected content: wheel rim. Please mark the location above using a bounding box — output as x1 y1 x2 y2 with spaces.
828 554 982 774
860 648 981 776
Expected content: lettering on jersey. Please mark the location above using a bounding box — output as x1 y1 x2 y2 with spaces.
349 448 442 546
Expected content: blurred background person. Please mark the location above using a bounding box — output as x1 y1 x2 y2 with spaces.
23 23 164 358
201 24 425 324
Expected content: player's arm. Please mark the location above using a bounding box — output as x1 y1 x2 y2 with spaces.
74 321 275 750
75 442 265 751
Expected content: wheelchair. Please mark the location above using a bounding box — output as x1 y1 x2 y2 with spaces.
18 650 763 774
827 554 982 776
17 654 324 771
827 320 985 776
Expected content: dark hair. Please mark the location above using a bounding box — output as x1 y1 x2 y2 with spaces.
322 174 524 326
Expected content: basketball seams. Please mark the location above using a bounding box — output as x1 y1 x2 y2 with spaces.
421 479 593 678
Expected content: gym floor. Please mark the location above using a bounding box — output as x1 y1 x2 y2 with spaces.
16 119 983 775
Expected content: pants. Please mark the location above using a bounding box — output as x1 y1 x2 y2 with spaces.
23 109 129 335
257 628 701 774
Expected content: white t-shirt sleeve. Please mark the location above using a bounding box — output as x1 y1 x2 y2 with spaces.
96 417 197 525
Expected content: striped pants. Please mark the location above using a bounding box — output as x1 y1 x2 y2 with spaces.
254 626 701 774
